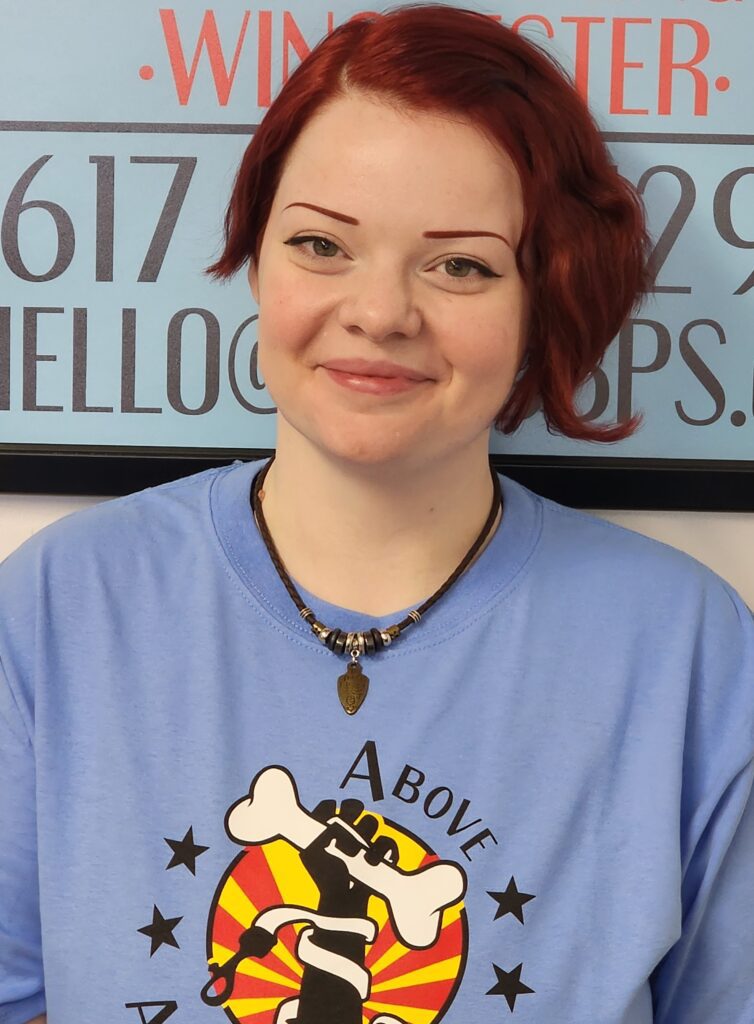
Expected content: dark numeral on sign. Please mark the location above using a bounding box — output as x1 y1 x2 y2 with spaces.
637 164 695 296
130 156 197 282
1 155 76 282
715 168 754 296
1 154 196 284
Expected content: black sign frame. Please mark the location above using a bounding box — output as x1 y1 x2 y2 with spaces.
1 446 752 511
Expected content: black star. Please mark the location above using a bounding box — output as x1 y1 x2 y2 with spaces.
138 905 183 956
487 962 535 1012
488 877 536 924
164 826 209 875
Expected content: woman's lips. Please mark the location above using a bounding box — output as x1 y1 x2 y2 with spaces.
320 358 432 396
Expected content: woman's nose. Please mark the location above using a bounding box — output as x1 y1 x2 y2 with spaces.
336 264 423 343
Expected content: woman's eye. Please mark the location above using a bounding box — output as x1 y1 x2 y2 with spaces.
284 235 342 259
284 238 499 282
441 257 496 280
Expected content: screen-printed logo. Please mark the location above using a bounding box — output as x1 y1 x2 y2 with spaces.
202 766 468 1023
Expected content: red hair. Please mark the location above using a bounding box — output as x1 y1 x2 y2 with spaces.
208 4 655 442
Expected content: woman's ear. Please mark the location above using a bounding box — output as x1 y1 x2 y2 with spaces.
248 259 260 304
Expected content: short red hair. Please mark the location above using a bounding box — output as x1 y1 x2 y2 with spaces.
208 4 654 442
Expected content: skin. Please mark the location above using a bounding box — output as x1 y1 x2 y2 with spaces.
248 89 530 614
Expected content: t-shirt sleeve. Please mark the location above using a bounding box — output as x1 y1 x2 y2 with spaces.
650 583 754 1023
0 660 46 1024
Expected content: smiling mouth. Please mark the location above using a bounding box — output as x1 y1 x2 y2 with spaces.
321 366 431 396
320 359 431 382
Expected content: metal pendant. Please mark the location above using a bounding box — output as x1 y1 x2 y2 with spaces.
337 660 369 715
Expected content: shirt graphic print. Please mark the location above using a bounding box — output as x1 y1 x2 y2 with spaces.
131 742 535 1023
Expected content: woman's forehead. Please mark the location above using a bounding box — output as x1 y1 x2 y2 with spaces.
272 92 524 238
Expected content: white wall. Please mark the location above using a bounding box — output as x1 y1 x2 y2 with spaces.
0 494 106 557
2 494 754 608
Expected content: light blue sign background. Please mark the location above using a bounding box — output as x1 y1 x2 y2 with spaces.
1 1 752 459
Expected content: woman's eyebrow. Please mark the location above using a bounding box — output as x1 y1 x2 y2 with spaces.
284 202 358 224
283 202 511 248
424 229 511 249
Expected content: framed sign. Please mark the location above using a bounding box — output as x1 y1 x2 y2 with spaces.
1 2 752 509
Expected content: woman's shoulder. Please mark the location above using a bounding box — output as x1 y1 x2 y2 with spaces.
522 480 741 599
504 477 753 662
520 482 754 757
0 463 236 592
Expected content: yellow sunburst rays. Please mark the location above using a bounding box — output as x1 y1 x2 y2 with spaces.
370 954 463 995
226 995 292 1018
213 850 306 984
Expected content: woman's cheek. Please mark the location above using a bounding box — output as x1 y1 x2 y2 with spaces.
258 300 305 359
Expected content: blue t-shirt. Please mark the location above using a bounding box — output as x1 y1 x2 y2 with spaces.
1 459 753 1024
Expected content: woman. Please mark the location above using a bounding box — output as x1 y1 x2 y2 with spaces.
2 5 753 1024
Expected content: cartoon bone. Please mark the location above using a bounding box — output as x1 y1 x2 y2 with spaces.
225 766 466 949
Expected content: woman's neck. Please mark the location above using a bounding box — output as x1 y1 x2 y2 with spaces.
256 427 501 616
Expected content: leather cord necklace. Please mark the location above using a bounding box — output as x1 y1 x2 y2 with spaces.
250 455 503 715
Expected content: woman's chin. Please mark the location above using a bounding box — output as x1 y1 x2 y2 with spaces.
317 434 417 468
276 407 490 473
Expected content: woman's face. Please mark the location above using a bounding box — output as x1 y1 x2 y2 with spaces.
249 91 529 470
